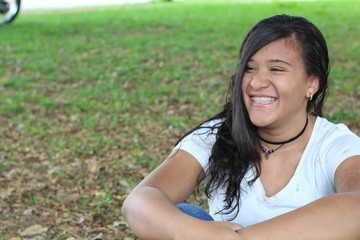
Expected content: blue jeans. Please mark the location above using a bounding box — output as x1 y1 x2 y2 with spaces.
176 203 214 221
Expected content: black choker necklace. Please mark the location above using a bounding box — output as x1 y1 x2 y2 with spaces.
260 116 309 159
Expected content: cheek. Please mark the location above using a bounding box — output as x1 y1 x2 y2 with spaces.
241 76 250 93
277 79 306 101
240 79 248 100
240 78 251 107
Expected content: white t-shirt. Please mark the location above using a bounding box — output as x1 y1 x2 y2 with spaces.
174 117 360 226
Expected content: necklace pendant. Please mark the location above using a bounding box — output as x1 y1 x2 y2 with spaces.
264 152 269 160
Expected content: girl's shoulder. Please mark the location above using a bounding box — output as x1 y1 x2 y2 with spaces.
313 117 359 140
173 118 224 170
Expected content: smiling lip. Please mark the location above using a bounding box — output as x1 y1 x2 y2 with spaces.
250 96 277 105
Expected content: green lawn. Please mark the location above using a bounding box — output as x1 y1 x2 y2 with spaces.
0 0 359 239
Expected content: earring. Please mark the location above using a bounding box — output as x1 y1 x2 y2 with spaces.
309 92 313 101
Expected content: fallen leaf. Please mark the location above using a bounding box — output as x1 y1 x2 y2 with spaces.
0 187 15 199
94 191 106 198
0 77 9 83
87 159 98 173
23 208 34 216
113 221 121 227
56 192 80 204
12 203 23 208
19 224 48 236
91 233 103 240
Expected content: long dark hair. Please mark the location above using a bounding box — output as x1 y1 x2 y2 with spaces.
179 14 329 219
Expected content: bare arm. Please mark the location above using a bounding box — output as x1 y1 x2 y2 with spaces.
122 149 243 240
236 155 360 240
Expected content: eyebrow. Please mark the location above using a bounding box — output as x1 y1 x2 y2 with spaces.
268 59 292 66
247 59 292 66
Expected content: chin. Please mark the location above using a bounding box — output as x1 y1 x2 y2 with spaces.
249 117 271 128
247 111 275 127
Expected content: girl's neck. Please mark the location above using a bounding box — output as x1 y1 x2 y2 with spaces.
258 115 316 147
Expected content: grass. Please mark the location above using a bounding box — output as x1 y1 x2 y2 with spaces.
0 0 359 238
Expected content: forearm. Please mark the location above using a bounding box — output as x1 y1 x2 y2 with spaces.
237 192 360 240
122 186 186 240
122 186 245 240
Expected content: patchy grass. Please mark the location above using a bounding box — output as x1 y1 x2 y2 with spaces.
0 0 359 239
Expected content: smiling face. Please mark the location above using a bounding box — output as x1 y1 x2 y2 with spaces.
241 37 319 129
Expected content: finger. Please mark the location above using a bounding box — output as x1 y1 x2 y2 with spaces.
223 222 244 231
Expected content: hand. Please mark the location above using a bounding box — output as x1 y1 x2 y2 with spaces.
213 221 244 233
178 219 245 240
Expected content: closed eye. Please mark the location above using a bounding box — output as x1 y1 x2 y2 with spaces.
271 67 285 72
245 65 256 72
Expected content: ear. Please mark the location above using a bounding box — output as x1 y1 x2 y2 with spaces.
307 75 320 99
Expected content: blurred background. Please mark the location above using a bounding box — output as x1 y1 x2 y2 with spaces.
22 0 152 10
1 0 359 239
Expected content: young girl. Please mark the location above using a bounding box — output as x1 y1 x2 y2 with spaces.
122 14 360 240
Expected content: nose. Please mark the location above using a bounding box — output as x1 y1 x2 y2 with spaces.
250 71 270 90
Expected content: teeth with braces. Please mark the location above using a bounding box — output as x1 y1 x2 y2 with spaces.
251 97 277 104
